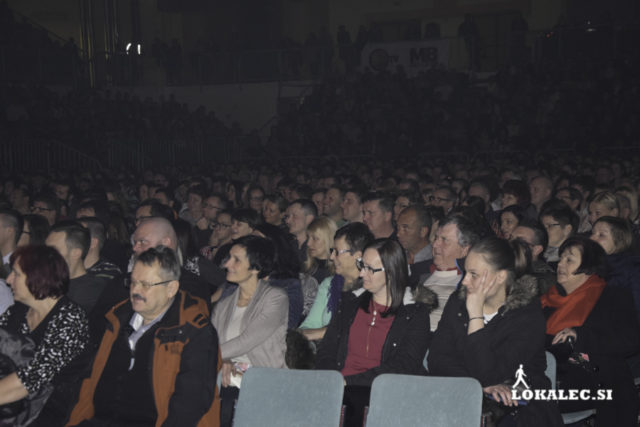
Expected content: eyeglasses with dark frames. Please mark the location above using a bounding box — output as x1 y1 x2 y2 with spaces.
356 258 385 274
125 278 173 290
330 247 353 256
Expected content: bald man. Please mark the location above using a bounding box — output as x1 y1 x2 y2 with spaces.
93 218 220 338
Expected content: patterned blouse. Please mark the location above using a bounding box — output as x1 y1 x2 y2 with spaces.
0 297 90 394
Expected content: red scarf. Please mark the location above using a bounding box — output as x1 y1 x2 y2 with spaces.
540 275 606 335
430 264 460 274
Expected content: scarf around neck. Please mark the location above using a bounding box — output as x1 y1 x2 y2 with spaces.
540 274 606 335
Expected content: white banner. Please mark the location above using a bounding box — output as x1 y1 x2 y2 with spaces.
360 40 450 76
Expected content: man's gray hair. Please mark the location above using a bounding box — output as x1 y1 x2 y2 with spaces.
135 246 181 281
439 215 481 248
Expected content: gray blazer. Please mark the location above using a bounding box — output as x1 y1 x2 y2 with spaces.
212 279 288 369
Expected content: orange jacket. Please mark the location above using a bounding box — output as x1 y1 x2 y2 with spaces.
67 291 220 427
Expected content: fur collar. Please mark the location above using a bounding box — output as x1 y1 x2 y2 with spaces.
457 274 539 314
412 286 439 312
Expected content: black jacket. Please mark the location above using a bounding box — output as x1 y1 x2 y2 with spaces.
429 275 562 427
606 251 640 324
315 289 434 387
543 283 640 426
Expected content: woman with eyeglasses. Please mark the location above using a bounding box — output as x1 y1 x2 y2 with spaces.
315 238 433 427
201 210 234 265
298 223 373 341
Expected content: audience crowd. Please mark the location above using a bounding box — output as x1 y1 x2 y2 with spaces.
0 145 639 425
2 4 640 425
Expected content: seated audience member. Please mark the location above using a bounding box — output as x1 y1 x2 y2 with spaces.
461 196 485 218
290 184 313 202
556 186 590 233
429 237 563 426
135 199 175 226
194 193 228 249
0 208 22 279
323 185 345 227
590 216 640 320
615 186 639 225
541 237 640 426
299 223 373 340
151 187 176 208
303 217 337 284
245 185 265 214
203 209 234 266
311 189 325 216
17 214 50 247
422 214 481 331
499 205 525 240
393 191 420 222
529 176 553 216
77 217 121 281
261 194 288 229
468 179 500 225
179 185 206 226
45 221 109 314
174 218 225 295
211 236 287 427
510 219 555 294
230 208 262 241
131 217 214 305
587 191 620 226
254 223 306 329
539 203 579 265
285 199 318 262
208 208 263 272
1 245 90 426
30 192 59 226
502 179 536 219
315 239 433 427
362 192 396 239
341 187 366 224
429 186 457 215
225 181 243 209
67 247 220 426
396 205 433 289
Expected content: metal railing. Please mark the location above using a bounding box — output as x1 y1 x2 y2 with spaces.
1 139 102 173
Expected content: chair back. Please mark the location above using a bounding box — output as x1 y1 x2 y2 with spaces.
366 374 482 427
545 351 556 389
233 368 344 427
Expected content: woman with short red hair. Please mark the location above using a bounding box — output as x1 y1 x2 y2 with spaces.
0 245 90 426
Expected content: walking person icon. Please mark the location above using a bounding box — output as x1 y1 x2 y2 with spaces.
513 364 530 389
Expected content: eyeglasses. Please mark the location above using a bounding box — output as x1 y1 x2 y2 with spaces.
204 204 223 210
330 248 353 256
31 205 54 213
125 278 173 290
356 258 385 274
213 222 231 229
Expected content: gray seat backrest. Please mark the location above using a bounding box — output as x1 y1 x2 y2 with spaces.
233 367 344 427
366 374 483 427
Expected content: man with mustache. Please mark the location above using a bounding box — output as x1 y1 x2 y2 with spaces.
67 246 221 426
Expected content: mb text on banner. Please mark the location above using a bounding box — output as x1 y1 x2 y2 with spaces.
360 40 450 76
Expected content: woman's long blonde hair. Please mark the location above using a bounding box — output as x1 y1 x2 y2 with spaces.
304 216 337 275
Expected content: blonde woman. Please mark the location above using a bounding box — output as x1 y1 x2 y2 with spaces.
304 217 337 284
588 191 620 225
